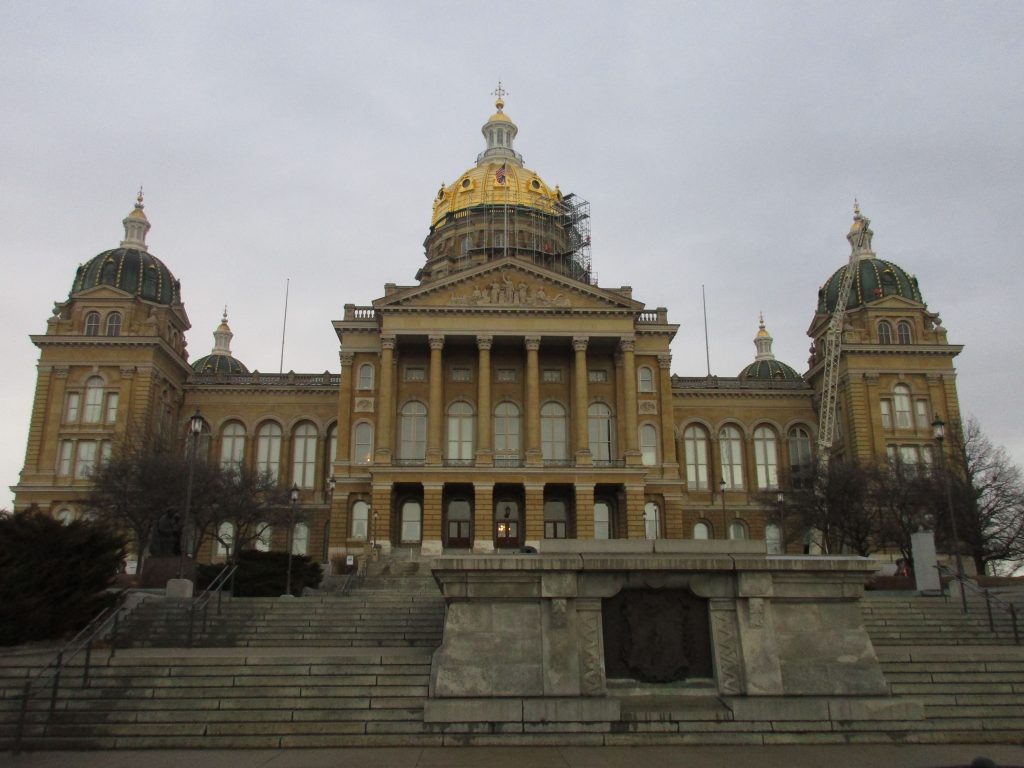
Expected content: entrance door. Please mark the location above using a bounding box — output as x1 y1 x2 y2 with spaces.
495 499 521 549
446 498 472 548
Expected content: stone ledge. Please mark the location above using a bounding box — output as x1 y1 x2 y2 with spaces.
723 696 925 722
424 697 620 724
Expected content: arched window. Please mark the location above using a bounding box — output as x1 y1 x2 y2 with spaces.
684 425 709 489
105 392 119 423
357 363 374 390
401 499 422 543
637 366 654 393
878 321 893 345
292 523 309 555
216 522 235 558
544 499 568 539
194 421 212 464
57 508 74 526
594 500 612 540
644 501 660 539
447 401 475 460
220 422 246 470
326 423 338 468
351 500 370 540
353 422 374 465
753 426 778 489
84 311 100 336
728 520 748 540
896 320 913 345
256 422 282 480
693 521 711 540
399 402 427 460
83 377 105 423
541 402 567 461
765 523 782 554
893 385 913 429
640 424 658 466
719 425 744 490
788 426 813 489
105 312 122 337
588 403 614 462
255 523 272 552
292 422 318 489
494 402 520 454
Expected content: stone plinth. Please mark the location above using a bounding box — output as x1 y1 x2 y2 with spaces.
428 542 888 703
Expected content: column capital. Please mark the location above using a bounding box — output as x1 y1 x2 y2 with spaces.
619 336 636 353
429 334 445 350
118 366 136 378
476 334 493 351
572 336 589 352
380 335 397 351
339 350 355 367
53 366 69 378
524 335 541 351
658 353 672 370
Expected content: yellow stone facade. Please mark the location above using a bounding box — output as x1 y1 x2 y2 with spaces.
12 99 963 564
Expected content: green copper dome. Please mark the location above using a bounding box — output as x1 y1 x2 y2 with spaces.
738 358 802 382
190 353 249 375
71 247 181 306
817 257 923 314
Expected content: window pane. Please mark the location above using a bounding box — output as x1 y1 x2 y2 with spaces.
588 403 613 461
541 402 567 460
357 364 374 389
894 386 912 428
84 312 100 336
400 402 427 459
58 441 74 476
256 524 272 552
880 400 892 429
401 501 422 543
105 392 119 423
292 423 318 489
638 367 654 393
448 402 474 459
897 321 912 344
292 523 309 555
684 426 708 489
753 426 778 489
494 402 520 453
65 393 80 423
83 377 104 423
644 502 660 539
728 520 747 540
915 400 929 429
351 501 369 539
719 426 744 489
105 313 121 337
640 424 658 466
354 423 374 464
75 441 97 478
221 423 246 470
257 423 282 480
594 501 610 540
216 522 235 556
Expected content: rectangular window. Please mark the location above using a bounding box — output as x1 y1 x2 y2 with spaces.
496 368 517 383
920 444 934 466
105 393 119 424
915 400 929 429
99 441 112 466
594 502 610 540
65 393 80 423
880 400 892 429
75 441 97 478
542 368 562 383
58 441 74 476
404 367 426 382
587 369 608 384
899 445 920 468
886 445 898 464
450 367 472 382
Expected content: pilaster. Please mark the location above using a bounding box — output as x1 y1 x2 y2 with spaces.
625 484 646 539
574 483 595 540
475 335 493 465
375 336 395 463
371 483 392 552
422 482 444 555
620 337 641 466
572 336 592 466
473 482 494 553
524 335 542 466
427 335 444 466
335 351 354 465
657 353 678 478
524 483 545 548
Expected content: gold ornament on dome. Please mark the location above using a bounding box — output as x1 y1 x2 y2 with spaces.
448 271 571 307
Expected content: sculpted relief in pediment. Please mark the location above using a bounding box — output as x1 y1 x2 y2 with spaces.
448 271 571 308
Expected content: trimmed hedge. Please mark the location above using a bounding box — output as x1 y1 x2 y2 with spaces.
198 550 322 597
0 513 125 646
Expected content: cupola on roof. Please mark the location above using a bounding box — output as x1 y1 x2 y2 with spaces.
430 87 563 229
817 205 923 314
190 308 249 375
70 191 182 306
738 314 802 381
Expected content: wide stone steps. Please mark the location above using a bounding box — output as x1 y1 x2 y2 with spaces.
862 593 1021 646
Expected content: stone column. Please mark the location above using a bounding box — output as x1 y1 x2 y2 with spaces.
620 337 641 466
525 483 545 548
657 353 678 478
427 335 444 466
625 483 646 539
422 482 444 556
335 351 354 466
475 335 493 466
574 483 595 540
473 482 494 553
524 335 542 466
375 336 395 463
371 483 392 553
573 336 592 465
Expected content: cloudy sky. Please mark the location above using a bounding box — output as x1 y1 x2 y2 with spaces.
2 2 1022 509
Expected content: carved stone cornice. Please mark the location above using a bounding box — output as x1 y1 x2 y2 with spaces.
619 336 636 353
339 351 355 367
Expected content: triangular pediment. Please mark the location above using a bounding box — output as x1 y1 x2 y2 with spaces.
374 259 643 313
859 294 925 311
71 284 135 301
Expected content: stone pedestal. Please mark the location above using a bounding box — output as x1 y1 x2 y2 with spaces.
165 578 194 598
912 529 941 594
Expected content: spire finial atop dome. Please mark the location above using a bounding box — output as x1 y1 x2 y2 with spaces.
479 83 522 167
847 201 875 261
754 314 775 359
212 308 234 355
491 80 508 111
853 198 860 217
120 189 151 250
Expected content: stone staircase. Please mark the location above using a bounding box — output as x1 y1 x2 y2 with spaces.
862 592 1021 646
3 583 1023 749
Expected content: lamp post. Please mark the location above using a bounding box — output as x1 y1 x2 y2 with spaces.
371 509 379 552
719 478 727 535
776 491 786 555
177 408 204 579
324 475 336 563
932 415 967 614
284 483 299 597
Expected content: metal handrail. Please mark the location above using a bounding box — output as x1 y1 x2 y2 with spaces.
14 597 130 753
186 563 238 647
937 564 1020 645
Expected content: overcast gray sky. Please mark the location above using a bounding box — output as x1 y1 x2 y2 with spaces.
3 1 1022 510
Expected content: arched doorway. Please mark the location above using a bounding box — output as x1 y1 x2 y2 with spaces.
445 492 473 549
494 497 521 549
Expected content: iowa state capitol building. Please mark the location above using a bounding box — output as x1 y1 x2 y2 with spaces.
12 94 964 564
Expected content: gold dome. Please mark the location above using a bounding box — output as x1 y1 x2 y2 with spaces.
431 162 562 227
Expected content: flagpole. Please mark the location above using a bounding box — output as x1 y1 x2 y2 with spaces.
504 166 509 259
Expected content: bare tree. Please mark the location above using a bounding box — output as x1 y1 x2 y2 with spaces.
203 466 294 562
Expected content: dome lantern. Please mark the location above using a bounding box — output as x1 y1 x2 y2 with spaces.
191 308 249 375
120 187 151 250
847 199 875 261
476 81 524 167
738 315 802 381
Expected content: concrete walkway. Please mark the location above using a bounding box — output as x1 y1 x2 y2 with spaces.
6 745 1024 768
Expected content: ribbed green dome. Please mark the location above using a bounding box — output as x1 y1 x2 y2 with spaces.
191 353 249 375
817 258 923 315
738 359 802 382
71 248 181 306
